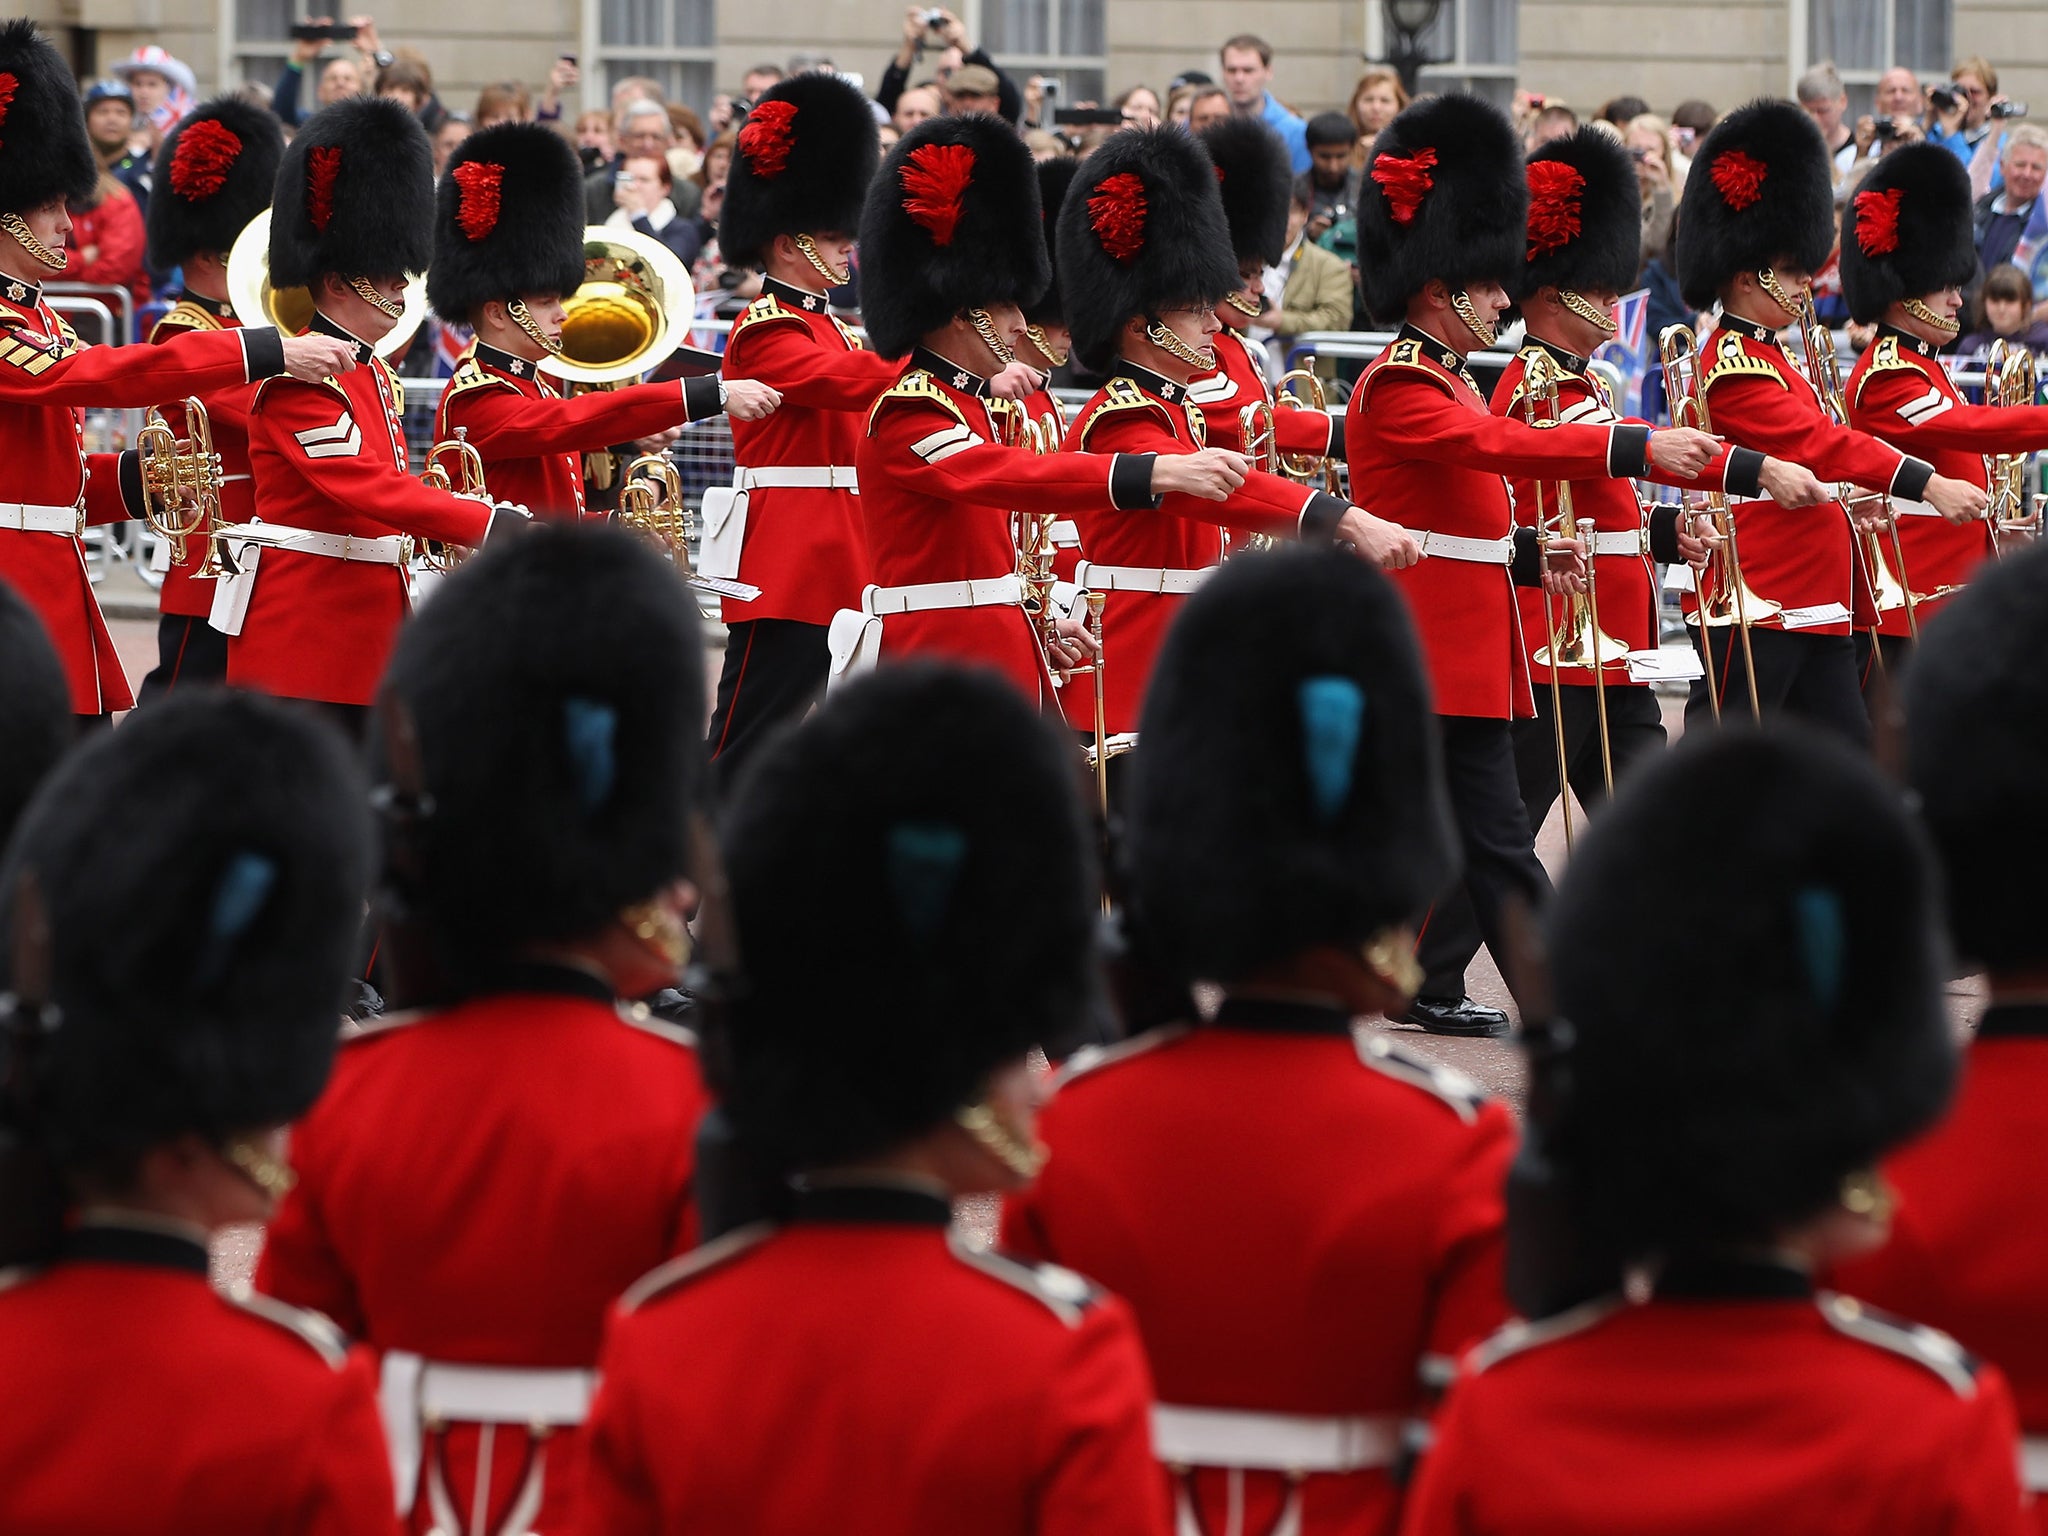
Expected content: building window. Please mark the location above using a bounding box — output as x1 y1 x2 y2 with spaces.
981 0 1105 108
231 0 296 88
597 0 716 118
1415 0 1517 106
1808 0 1951 115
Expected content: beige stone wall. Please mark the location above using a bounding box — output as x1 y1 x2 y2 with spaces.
1518 0 1791 118
1955 0 2048 113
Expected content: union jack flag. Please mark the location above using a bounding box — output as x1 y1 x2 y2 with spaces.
1592 288 1651 418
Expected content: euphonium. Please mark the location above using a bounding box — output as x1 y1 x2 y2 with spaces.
416 426 489 574
1986 338 2042 539
137 396 226 578
617 452 691 550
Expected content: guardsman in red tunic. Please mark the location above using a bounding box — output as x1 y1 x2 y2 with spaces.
428 123 779 522
227 98 530 733
136 96 283 702
1020 158 1086 582
0 580 68 845
1839 144 2048 681
0 690 395 1535
841 113 1237 701
1831 551 2048 1529
1670 100 1985 741
1405 728 2028 1536
578 665 1168 1536
1056 127 1417 738
698 73 896 777
1345 94 1718 1038
259 526 717 1536
1190 117 1345 467
0 23 348 726
1005 549 1515 1536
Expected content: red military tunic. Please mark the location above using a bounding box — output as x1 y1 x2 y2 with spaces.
576 1182 1171 1536
1189 326 1343 461
851 350 1163 699
1065 361 1350 735
1832 1002 2048 1529
0 276 282 712
1343 326 1654 719
257 974 713 1536
147 294 256 628
1847 327 2048 636
1400 1258 2029 1536
713 278 900 625
1691 313 1933 638
1002 998 1515 1536
0 1216 395 1536
234 315 502 705
1492 338 1770 688
434 341 725 520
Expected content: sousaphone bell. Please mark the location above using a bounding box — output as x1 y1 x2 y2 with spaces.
227 208 428 358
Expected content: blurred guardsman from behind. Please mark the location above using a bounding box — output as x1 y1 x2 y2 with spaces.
257 525 717 1536
1831 543 2048 1527
1401 728 2029 1536
578 663 1170 1536
1004 548 1516 1536
136 95 284 701
0 579 70 846
0 692 393 1534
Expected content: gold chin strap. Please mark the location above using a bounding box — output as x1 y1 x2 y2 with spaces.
1839 1168 1897 1224
1756 268 1806 322
507 298 566 356
1450 289 1498 347
1145 318 1216 371
620 897 693 974
955 1101 1047 1179
1 212 66 271
1560 289 1619 336
1225 290 1263 318
224 1137 298 1199
794 233 851 287
968 307 1016 367
1902 297 1961 336
348 274 406 321
1024 323 1068 368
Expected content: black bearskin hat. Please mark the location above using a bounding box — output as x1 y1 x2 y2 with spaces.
1024 155 1080 327
371 523 707 983
0 21 95 215
428 123 589 325
1540 728 1951 1263
858 113 1048 359
1059 127 1237 374
1357 93 1526 320
146 96 284 271
720 71 879 269
1675 97 1834 310
0 578 68 850
0 693 370 1176
1514 126 1641 302
1905 541 2048 972
1839 143 1980 324
713 663 1099 1173
1127 547 1458 984
1200 116 1292 269
270 95 433 288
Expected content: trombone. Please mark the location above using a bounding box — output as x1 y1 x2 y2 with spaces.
1985 339 2043 549
1520 349 1626 850
1660 323 1774 722
137 396 226 578
616 451 764 602
416 425 489 574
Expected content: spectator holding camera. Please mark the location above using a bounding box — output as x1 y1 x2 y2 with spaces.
608 153 702 267
585 97 702 223
876 8 1020 124
1628 112 1678 271
273 15 386 127
1928 56 2001 164
1300 112 1357 240
1845 66 1930 178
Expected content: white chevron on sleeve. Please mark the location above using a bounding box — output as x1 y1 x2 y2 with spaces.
1896 386 1952 426
294 411 362 459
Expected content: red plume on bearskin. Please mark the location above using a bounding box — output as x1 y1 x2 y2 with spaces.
1370 146 1436 226
168 117 242 201
1525 159 1584 260
1837 142 1977 323
1853 187 1902 257
1088 172 1147 263
737 99 797 179
901 141 974 246
0 72 17 147
307 145 341 232
1710 148 1767 211
1674 99 1833 310
450 159 503 241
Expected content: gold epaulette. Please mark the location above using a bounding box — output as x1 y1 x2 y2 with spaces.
0 329 63 375
867 368 970 434
1077 376 1179 449
731 292 806 336
1355 337 1456 403
831 314 866 350
1702 330 1788 392
1850 334 1926 410
440 353 517 406
148 300 228 342
252 372 350 410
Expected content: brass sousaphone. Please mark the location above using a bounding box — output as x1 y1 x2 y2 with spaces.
226 208 429 358
542 226 697 387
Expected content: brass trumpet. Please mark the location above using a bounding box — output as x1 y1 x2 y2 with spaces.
137 396 226 578
1986 339 2042 545
416 426 489 574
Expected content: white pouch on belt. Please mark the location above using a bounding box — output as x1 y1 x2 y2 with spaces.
827 588 883 689
207 539 261 636
697 483 747 580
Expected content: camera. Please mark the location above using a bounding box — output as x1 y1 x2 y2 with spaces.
923 9 946 29
1040 77 1061 103
1991 100 2029 119
1874 117 1902 140
1929 84 1962 112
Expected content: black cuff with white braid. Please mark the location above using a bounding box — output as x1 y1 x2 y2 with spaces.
1112 453 1163 511
241 326 286 381
1605 423 1651 478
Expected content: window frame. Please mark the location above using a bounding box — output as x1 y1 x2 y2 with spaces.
581 0 719 121
974 0 1107 110
1794 0 1953 117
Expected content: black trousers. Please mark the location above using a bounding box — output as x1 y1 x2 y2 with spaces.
1512 683 1668 834
136 614 228 706
1414 716 1553 1004
1683 625 1870 747
1854 629 1913 710
707 618 829 787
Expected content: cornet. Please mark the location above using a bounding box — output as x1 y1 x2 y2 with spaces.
617 452 762 601
415 426 490 574
1986 339 2042 544
137 397 226 578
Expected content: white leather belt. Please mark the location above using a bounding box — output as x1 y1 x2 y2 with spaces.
1151 1405 1402 1473
220 523 410 565
734 464 859 492
1888 498 1942 518
1419 531 1514 565
1590 528 1650 556
1075 560 1209 595
2023 1436 2048 1491
0 500 83 535
1050 518 1081 547
866 573 1021 615
379 1351 597 1518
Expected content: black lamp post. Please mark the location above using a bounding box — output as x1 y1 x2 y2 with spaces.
1384 0 1445 96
